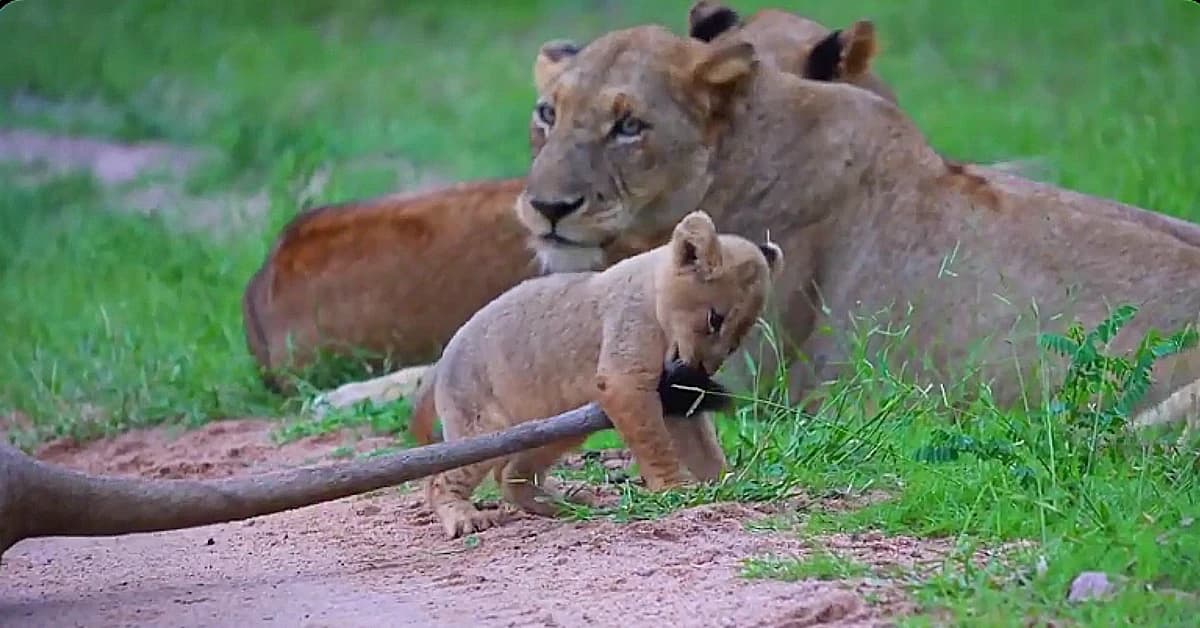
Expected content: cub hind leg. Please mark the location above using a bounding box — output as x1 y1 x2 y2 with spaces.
424 402 509 539
425 460 503 539
500 436 589 517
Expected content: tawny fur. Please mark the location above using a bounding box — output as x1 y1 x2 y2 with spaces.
425 211 783 538
517 23 1200 432
243 179 538 392
244 4 899 412
1131 380 1200 444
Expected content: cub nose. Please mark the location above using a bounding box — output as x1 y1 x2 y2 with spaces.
530 196 585 225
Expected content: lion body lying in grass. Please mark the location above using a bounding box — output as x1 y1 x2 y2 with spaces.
255 2 1200 434
515 23 1200 426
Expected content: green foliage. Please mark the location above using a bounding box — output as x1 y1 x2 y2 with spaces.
913 305 1200 484
1040 304 1198 432
691 305 1199 623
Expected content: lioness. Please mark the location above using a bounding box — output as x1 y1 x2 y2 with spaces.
426 211 782 538
516 24 1200 423
244 3 894 396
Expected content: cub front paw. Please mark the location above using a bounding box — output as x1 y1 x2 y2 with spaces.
642 472 691 492
437 503 502 539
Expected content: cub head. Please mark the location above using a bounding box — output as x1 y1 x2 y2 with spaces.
655 211 783 379
519 25 758 273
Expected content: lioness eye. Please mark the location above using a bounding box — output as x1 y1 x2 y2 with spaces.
535 102 556 127
707 308 726 334
613 114 647 138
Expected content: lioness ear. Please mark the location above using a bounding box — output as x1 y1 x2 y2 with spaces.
758 242 784 279
804 20 878 82
840 20 879 78
534 39 581 92
688 1 742 43
691 40 756 89
671 211 722 278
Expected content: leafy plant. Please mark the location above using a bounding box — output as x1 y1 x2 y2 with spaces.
914 303 1198 481
1040 304 1198 429
1038 304 1198 474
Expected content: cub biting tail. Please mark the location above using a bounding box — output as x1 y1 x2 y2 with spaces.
356 2 900 443
425 211 783 538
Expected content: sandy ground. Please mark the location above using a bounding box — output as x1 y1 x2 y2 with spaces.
0 419 939 628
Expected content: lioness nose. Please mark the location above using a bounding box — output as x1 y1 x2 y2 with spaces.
530 196 585 225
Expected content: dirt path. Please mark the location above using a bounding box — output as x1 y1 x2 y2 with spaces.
0 420 926 627
0 127 446 237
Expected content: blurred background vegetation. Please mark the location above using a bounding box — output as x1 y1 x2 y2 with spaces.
1 0 1197 441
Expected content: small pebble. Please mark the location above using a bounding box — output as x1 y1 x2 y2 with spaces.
1067 571 1115 602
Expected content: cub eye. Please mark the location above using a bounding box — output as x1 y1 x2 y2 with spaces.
707 308 726 334
613 114 647 138
535 102 556 127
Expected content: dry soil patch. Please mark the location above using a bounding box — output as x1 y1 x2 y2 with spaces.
0 419 939 627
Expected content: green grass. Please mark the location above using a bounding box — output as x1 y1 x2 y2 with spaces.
742 548 873 582
2 0 1200 623
270 396 414 445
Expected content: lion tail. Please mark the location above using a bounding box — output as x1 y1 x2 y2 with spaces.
408 362 442 445
242 264 287 393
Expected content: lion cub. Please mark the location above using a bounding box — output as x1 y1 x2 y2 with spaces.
426 210 783 538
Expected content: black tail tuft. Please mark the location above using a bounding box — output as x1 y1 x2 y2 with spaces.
657 360 734 416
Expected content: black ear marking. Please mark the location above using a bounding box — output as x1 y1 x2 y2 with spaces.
541 39 581 62
680 240 699 266
689 2 741 43
804 29 843 82
658 360 734 416
758 243 779 266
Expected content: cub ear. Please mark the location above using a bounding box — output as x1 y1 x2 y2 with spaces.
688 1 742 43
534 39 582 93
758 241 784 279
671 211 723 279
691 40 757 89
804 20 878 82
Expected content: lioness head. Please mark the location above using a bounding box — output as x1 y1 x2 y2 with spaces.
521 6 891 273
518 25 757 272
528 3 892 162
656 211 782 378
